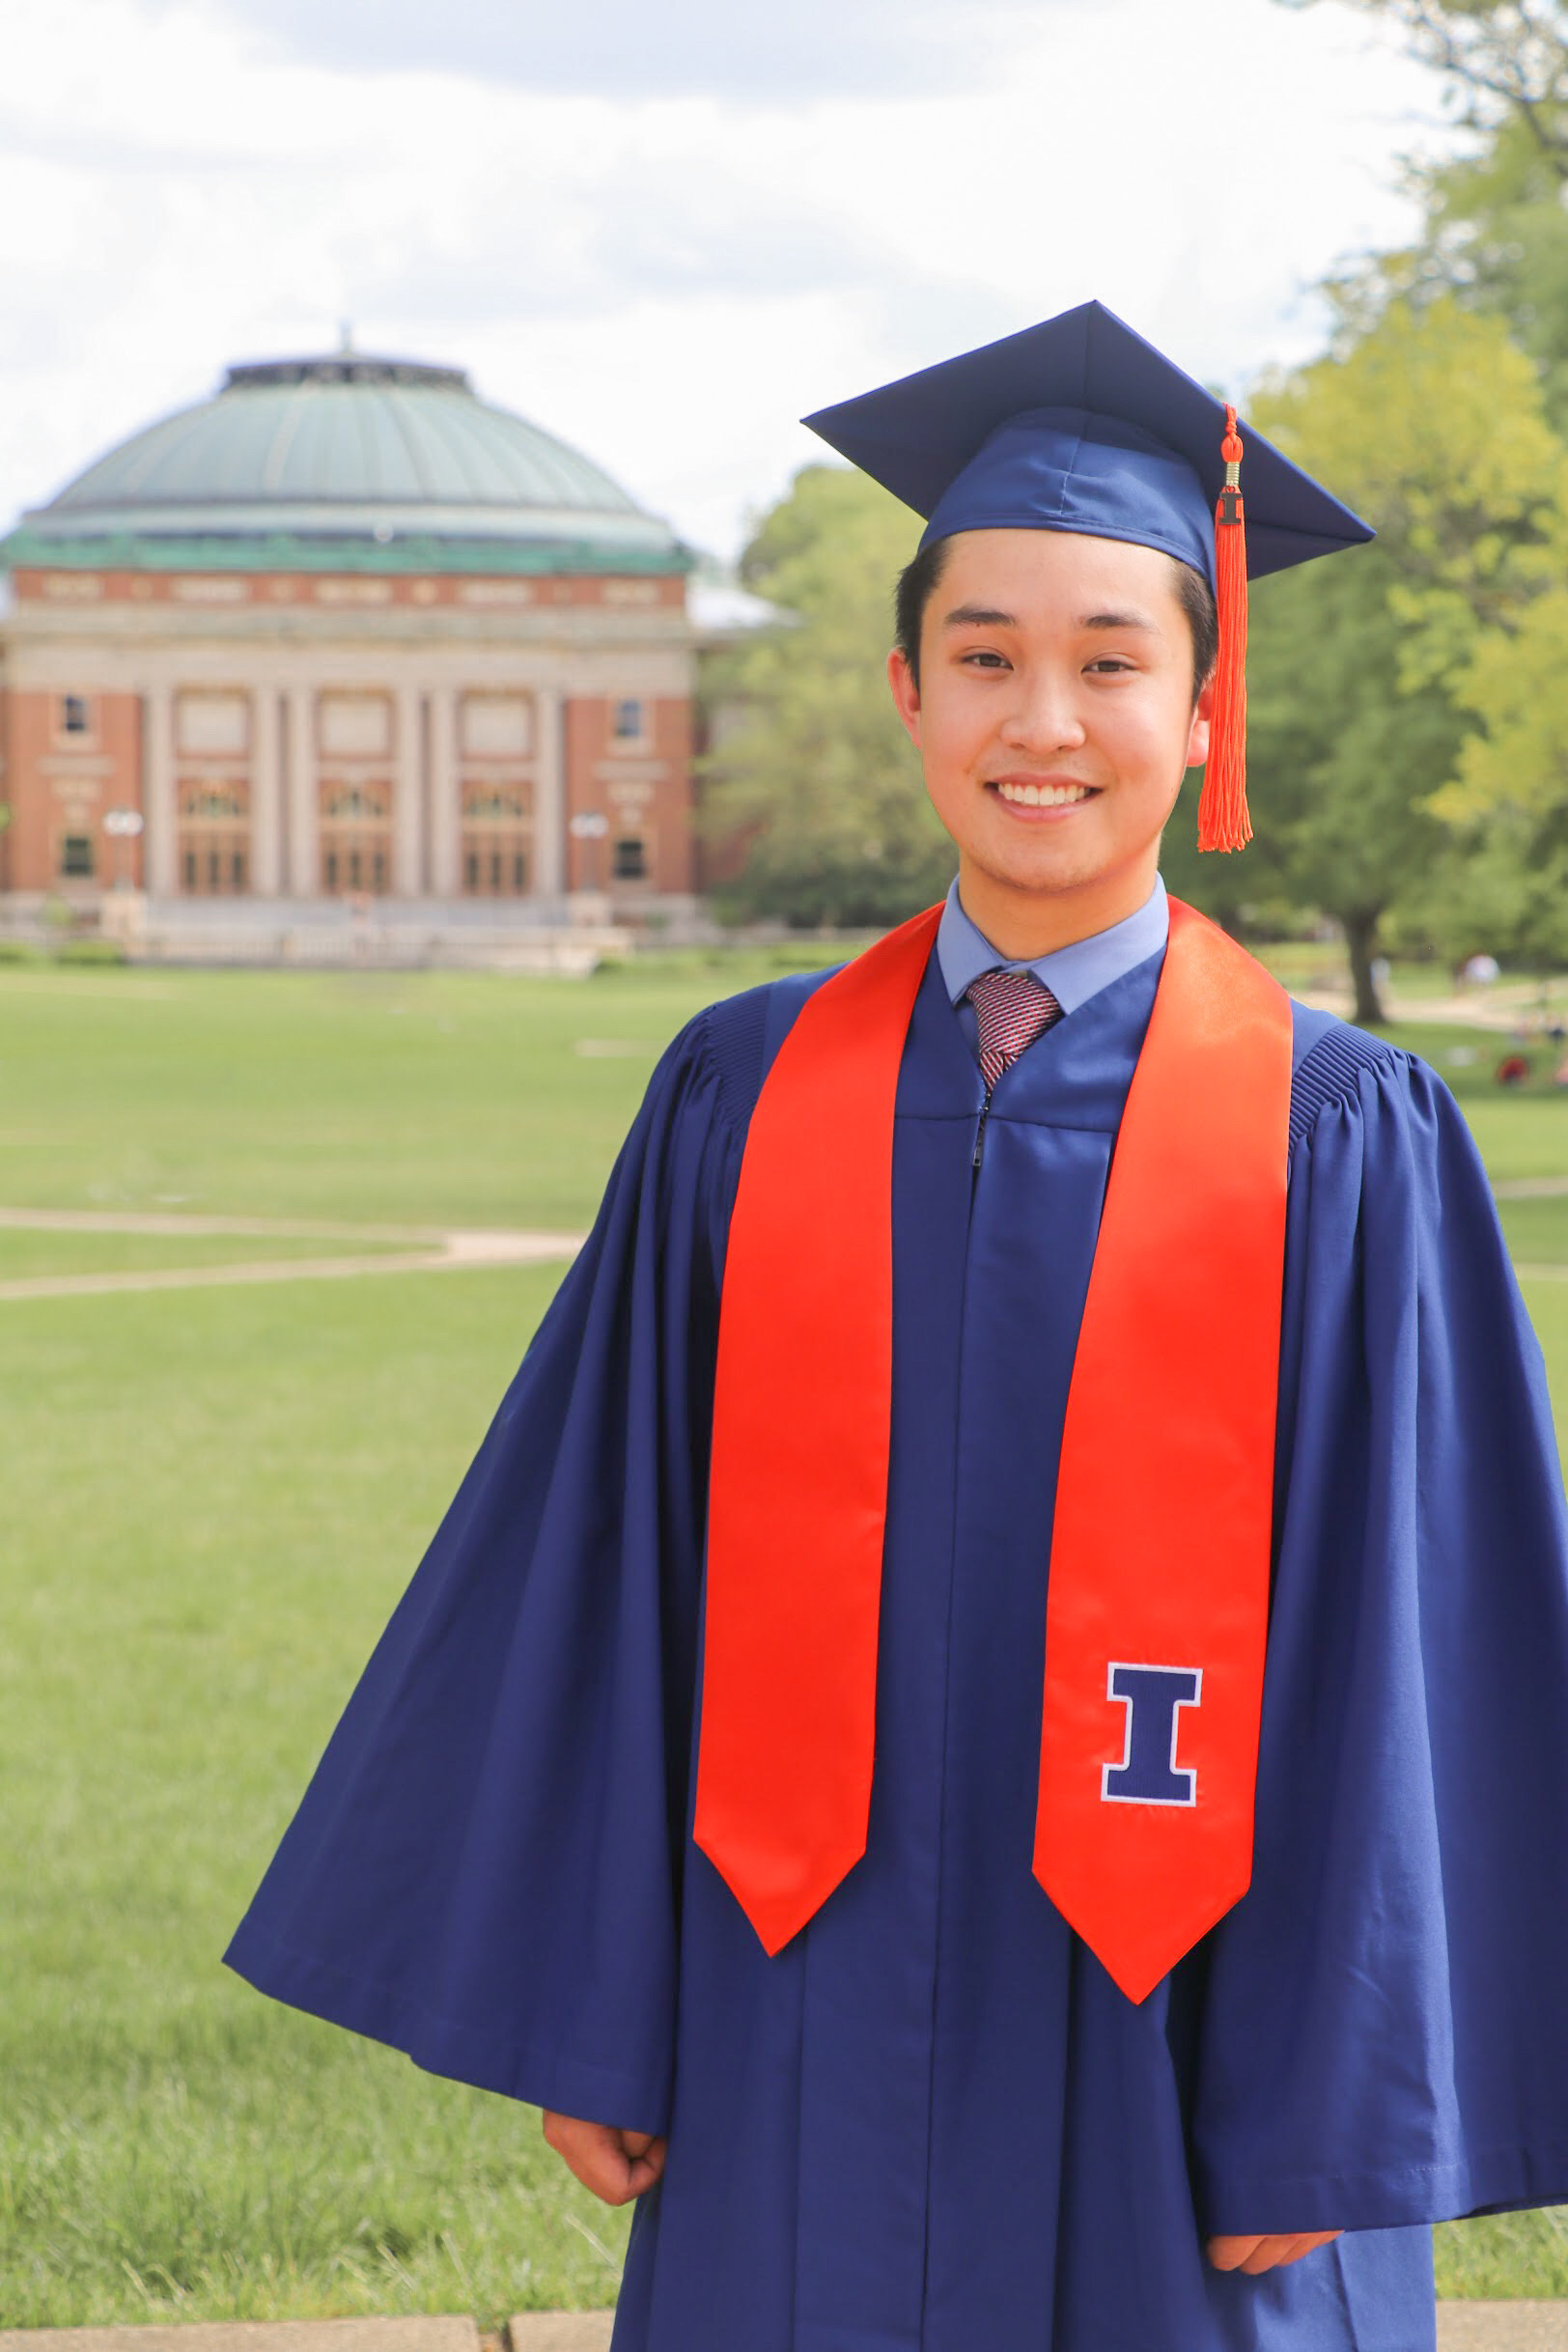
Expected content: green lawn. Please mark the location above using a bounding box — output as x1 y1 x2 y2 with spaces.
0 955 823 1228
3 961 1568 2322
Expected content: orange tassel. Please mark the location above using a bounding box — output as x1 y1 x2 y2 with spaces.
1196 405 1250 854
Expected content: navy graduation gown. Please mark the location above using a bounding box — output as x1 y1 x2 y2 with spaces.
225 938 1568 2352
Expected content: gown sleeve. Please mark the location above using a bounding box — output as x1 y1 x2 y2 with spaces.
1190 1031 1568 2236
223 1009 743 2142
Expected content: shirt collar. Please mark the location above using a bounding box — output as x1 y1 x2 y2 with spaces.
935 870 1169 1017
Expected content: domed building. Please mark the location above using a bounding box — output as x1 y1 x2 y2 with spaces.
0 349 700 949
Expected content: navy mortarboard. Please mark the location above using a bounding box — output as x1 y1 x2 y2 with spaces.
802 298 1375 851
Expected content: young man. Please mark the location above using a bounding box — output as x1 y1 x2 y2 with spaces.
227 303 1568 2352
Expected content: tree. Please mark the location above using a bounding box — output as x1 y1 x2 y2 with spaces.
1277 0 1568 165
1280 2 1568 415
1170 295 1564 1021
698 465 955 927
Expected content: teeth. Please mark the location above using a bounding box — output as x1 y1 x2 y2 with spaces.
995 780 1091 806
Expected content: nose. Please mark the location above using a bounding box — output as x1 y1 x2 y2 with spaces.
998 664 1086 755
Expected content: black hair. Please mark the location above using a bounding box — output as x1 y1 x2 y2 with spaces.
1170 559 1219 707
893 538 951 694
893 540 1218 706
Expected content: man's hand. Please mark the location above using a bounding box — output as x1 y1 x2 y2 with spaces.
540 2109 668 2206
1207 2231 1343 2274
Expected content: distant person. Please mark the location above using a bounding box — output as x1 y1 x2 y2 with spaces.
1498 1052 1533 1086
226 303 1568 2352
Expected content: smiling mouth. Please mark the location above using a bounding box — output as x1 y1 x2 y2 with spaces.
991 779 1099 807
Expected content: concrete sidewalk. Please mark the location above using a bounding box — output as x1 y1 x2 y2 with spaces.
2 2308 1566 2350
0 2324 613 2352
1437 2310 1568 2349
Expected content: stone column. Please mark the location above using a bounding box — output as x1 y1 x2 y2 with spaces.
285 686 318 898
532 685 565 902
143 680 178 897
250 686 283 896
394 685 423 897
429 685 461 898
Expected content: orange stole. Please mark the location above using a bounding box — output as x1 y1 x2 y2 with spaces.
691 895 1293 2001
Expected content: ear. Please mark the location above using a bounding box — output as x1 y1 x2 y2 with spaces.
887 647 922 747
1184 669 1215 771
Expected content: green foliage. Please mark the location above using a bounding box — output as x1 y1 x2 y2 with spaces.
1254 0 1568 978
1259 295 1564 643
1418 116 1568 425
1442 586 1568 821
699 464 956 926
1173 297 1560 1013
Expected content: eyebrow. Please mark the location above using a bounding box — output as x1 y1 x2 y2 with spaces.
941 603 1016 629
1080 607 1158 632
939 602 1161 632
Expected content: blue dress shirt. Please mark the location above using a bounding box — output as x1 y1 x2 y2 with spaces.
936 870 1170 1065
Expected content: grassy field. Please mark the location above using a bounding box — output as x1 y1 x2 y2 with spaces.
4 955 1568 2324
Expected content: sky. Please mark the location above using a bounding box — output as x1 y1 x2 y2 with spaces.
0 0 1448 564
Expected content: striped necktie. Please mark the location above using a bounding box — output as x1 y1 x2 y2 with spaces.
964 966 1063 1090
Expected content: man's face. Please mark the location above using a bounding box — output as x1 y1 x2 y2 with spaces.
887 527 1211 918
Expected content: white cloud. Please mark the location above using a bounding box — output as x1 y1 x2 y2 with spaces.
149 0 1075 102
0 0 1442 560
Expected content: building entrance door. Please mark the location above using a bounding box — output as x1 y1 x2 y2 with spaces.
321 784 392 895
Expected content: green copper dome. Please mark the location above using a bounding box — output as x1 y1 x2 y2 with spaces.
12 352 686 574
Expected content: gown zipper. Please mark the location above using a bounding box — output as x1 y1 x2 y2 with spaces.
972 1089 993 1175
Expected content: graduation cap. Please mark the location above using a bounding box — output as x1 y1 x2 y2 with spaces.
801 298 1374 853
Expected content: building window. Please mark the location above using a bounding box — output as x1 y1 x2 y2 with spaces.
61 696 91 737
612 835 647 881
60 833 95 877
177 692 246 756
461 693 532 758
612 697 644 742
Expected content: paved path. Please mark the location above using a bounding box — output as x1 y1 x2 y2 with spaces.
0 2326 613 2352
0 1211 583 1302
1438 2306 1568 2348
1297 984 1568 1034
0 1211 455 1241
8 1169 1568 1302
0 2307 1559 2351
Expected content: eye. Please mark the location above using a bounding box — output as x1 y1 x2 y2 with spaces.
1085 655 1136 675
960 648 1010 669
